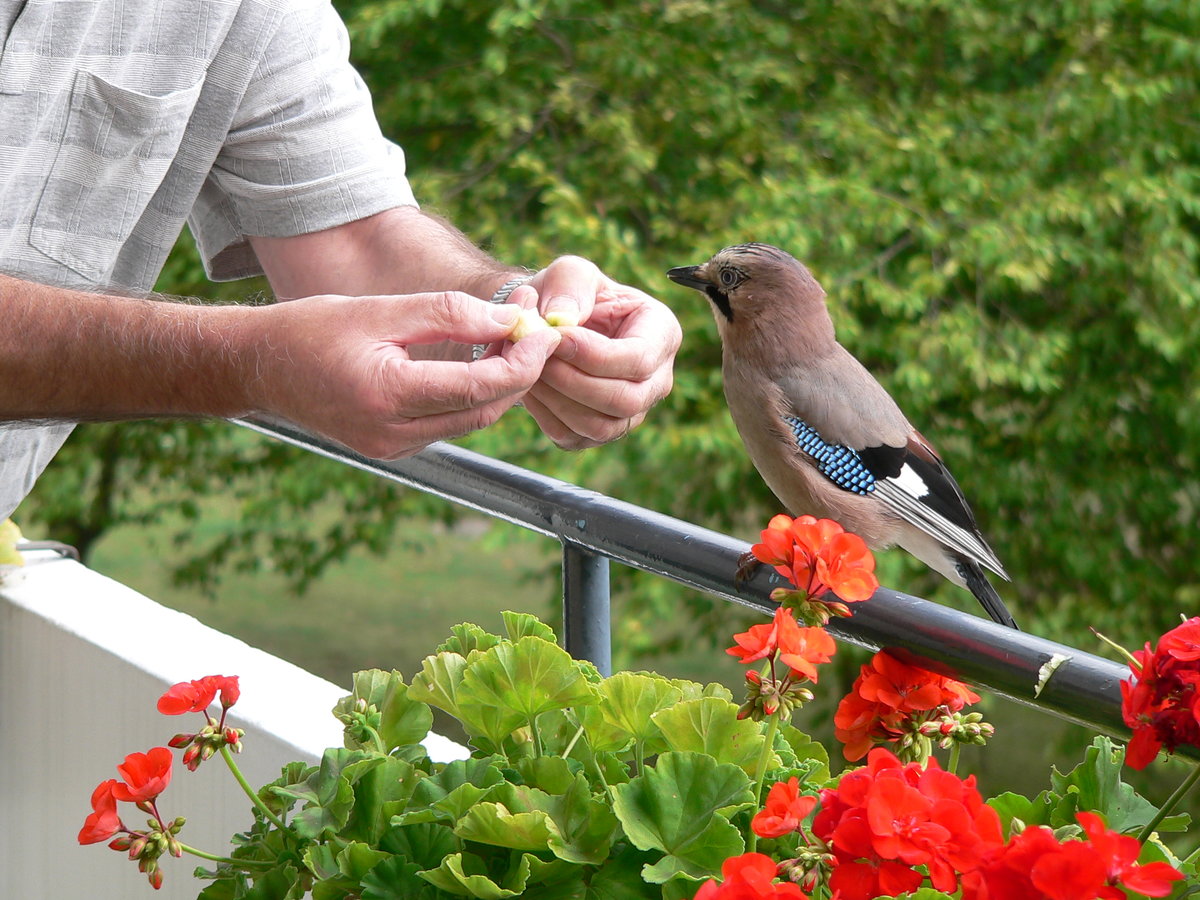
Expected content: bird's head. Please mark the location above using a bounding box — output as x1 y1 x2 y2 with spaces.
667 243 833 345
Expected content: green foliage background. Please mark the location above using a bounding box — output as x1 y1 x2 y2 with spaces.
21 0 1200 657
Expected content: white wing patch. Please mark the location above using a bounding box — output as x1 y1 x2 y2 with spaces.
891 463 930 499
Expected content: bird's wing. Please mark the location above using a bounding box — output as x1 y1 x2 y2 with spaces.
780 415 1009 580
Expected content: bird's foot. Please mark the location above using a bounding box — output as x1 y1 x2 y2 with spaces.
735 551 762 586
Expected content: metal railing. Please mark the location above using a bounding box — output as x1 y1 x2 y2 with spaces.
240 417 1134 744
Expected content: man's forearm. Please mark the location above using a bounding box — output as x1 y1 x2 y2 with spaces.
0 274 261 421
249 205 525 303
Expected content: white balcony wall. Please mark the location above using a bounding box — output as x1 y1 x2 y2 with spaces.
0 548 464 900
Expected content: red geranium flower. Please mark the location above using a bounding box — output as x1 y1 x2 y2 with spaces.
78 779 123 844
157 675 240 716
834 651 980 761
1120 618 1200 769
693 852 810 899
813 748 1003 899
727 607 836 683
752 777 818 838
111 747 173 804
1077 811 1184 897
751 515 878 602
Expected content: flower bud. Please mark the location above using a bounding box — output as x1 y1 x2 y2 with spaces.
108 834 133 852
171 816 186 832
200 743 216 762
182 743 202 771
168 836 183 858
167 733 194 749
148 866 163 890
128 835 148 860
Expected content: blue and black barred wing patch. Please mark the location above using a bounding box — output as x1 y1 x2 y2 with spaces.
782 415 876 495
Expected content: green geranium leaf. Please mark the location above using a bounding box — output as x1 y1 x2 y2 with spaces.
672 678 734 704
502 610 558 643
0 519 22 567
361 856 437 900
303 844 341 881
337 842 391 880
1050 736 1189 834
654 697 771 776
335 669 434 754
779 725 830 785
897 890 957 899
273 748 368 839
438 622 504 657
419 851 532 899
380 821 461 869
612 751 755 882
454 802 556 851
579 672 682 754
409 652 471 721
241 864 303 900
394 756 507 825
586 846 661 900
507 766 619 865
988 790 1058 833
342 756 421 845
457 637 599 746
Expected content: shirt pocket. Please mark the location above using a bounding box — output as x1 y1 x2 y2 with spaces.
30 70 203 283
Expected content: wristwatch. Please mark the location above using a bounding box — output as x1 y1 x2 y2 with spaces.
472 274 534 361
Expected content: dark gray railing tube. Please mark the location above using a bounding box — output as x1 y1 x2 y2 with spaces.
562 544 612 676
236 419 1141 747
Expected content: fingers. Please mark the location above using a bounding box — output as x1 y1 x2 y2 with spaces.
385 328 561 418
391 290 525 346
527 256 603 327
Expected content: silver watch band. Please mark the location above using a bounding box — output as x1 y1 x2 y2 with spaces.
472 274 534 361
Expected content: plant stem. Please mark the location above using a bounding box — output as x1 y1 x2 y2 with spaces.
179 844 272 868
947 742 962 776
747 713 782 855
530 714 544 758
562 723 585 758
221 745 289 832
1138 762 1200 843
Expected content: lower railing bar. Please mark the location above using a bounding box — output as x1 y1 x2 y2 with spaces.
237 418 1137 746
562 543 612 676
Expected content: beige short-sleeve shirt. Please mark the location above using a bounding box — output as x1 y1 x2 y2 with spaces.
0 0 418 519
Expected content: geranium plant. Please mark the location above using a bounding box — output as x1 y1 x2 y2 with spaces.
79 515 1199 898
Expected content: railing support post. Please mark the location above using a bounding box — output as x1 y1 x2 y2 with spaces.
562 542 612 676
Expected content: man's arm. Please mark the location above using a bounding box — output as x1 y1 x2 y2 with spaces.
249 206 682 449
0 270 559 459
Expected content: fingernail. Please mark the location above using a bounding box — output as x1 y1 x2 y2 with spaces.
489 303 522 325
543 298 581 327
553 331 577 360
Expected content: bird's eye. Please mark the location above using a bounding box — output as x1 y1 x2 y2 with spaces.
718 268 739 288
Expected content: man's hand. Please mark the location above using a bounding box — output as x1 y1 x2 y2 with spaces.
252 291 560 459
520 257 682 449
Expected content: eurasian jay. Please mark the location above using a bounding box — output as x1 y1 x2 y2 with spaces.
667 242 1018 629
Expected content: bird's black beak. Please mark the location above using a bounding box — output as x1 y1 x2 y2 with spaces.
666 265 710 291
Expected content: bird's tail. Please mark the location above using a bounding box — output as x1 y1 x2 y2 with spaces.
955 557 1019 630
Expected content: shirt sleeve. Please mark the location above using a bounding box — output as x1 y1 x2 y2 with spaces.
188 0 417 282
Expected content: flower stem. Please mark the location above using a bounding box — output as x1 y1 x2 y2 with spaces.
1138 761 1200 843
747 713 782 855
947 742 962 776
221 745 289 832
179 844 272 868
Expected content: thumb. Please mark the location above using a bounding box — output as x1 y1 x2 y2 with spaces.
395 291 523 345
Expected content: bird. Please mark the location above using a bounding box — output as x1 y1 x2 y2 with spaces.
667 242 1018 629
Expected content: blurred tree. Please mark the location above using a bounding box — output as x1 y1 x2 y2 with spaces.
21 0 1200 655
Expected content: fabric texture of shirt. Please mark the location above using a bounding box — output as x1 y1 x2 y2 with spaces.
0 0 418 520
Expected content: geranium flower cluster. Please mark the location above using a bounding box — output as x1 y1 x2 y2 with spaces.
1120 616 1200 770
728 605 836 720
812 748 1002 897
159 674 244 771
78 675 243 890
835 649 991 762
78 747 182 890
750 514 879 623
697 748 1183 900
964 810 1183 899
